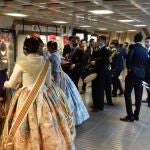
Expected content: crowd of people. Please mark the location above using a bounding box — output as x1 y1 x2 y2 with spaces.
0 32 150 149
62 35 127 111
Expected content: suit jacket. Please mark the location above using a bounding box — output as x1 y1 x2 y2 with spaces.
69 47 84 74
83 46 92 66
63 44 72 58
127 43 148 79
94 46 111 75
111 49 124 75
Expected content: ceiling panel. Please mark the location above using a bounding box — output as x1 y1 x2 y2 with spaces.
0 0 149 31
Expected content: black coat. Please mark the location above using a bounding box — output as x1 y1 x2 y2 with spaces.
62 46 84 77
111 50 124 76
93 46 111 76
83 46 92 66
63 44 72 58
127 43 148 79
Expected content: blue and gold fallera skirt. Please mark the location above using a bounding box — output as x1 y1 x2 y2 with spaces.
1 82 75 150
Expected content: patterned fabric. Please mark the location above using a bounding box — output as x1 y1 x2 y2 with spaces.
62 73 89 125
50 52 89 126
50 52 62 87
1 82 75 150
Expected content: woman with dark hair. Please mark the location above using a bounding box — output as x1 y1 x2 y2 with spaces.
47 41 89 126
1 37 75 150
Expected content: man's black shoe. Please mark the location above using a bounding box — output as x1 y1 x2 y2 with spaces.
120 116 134 122
134 116 139 121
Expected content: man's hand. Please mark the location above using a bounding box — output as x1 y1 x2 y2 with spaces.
70 64 76 70
90 61 96 66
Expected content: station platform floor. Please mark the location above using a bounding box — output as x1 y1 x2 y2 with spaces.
76 83 150 150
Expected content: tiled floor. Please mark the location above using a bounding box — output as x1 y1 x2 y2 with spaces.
76 83 150 150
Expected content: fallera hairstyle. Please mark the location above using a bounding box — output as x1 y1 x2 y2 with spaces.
134 32 143 43
23 37 40 55
47 41 58 50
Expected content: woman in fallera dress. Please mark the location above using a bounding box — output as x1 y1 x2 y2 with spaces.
47 41 89 126
1 37 75 150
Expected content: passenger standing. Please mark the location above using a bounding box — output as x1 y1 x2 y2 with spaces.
80 39 91 94
120 33 148 122
91 36 113 112
63 36 73 60
47 41 89 125
1 37 75 149
66 36 84 89
110 40 124 97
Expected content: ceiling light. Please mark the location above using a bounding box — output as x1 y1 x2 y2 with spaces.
134 24 147 27
128 30 137 32
118 20 134 23
80 25 91 28
98 28 107 30
4 13 28 17
52 21 67 24
89 10 114 15
76 16 84 19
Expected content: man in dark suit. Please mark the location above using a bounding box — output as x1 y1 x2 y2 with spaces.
80 39 95 94
90 36 113 112
144 37 150 107
66 36 84 88
63 36 73 59
120 33 148 122
110 40 124 97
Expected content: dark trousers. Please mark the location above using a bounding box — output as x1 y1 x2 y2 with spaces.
124 72 143 118
69 70 81 89
0 69 7 98
92 72 112 109
112 72 123 95
104 73 112 104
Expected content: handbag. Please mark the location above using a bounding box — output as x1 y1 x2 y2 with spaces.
2 61 49 150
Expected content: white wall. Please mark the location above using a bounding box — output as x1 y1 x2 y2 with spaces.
109 31 141 44
17 34 26 59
